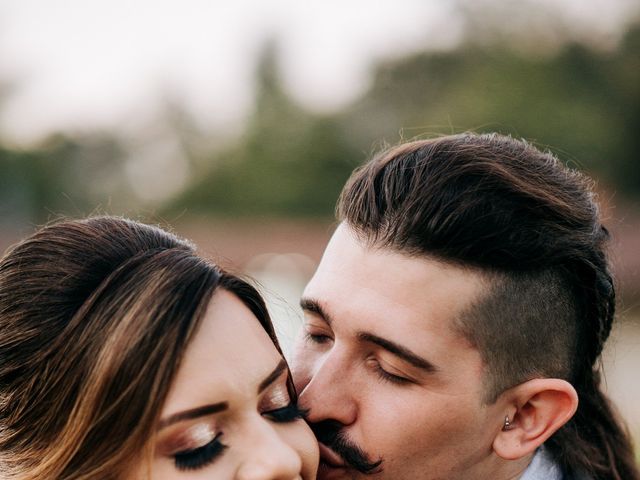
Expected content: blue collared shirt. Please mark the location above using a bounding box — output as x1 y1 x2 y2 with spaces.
520 447 590 480
520 447 563 480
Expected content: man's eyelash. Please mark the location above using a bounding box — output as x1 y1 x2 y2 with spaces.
174 433 227 471
305 332 332 344
373 362 411 385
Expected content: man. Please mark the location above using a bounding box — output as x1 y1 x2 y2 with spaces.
290 133 639 480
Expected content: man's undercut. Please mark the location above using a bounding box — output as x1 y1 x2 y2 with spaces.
458 268 578 403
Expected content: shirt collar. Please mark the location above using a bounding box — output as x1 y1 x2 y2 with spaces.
519 447 563 480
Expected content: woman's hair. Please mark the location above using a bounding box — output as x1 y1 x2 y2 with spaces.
338 133 639 480
0 216 284 479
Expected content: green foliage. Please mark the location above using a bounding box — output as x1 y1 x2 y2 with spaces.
0 139 77 224
0 134 128 224
171 23 640 218
340 26 640 194
168 48 360 218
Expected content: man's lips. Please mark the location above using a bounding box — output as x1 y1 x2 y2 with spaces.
318 442 346 468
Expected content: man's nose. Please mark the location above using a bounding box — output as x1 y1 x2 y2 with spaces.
297 348 358 427
235 417 302 480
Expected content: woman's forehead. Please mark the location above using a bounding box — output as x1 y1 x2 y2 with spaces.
161 290 282 415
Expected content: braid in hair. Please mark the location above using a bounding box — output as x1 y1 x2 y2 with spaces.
547 226 638 480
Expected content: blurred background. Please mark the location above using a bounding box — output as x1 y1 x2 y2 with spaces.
0 0 639 452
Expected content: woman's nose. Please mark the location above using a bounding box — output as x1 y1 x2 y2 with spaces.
235 419 302 480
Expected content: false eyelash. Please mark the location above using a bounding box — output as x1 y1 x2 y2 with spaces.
174 434 228 471
265 402 309 423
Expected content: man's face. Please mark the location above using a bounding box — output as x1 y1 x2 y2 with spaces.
290 224 507 480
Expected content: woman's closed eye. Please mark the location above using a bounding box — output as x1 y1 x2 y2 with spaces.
259 379 308 423
168 399 306 473
264 402 308 423
165 363 306 473
174 433 227 471
168 400 307 474
163 423 227 472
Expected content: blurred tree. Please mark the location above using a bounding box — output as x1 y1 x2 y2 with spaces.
341 22 640 194
169 45 361 218
0 134 129 225
171 21 640 220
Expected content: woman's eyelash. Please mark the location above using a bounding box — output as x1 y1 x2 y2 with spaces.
264 402 309 423
174 434 227 471
171 401 304 471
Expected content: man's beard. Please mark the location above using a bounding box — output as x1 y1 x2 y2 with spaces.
311 420 383 475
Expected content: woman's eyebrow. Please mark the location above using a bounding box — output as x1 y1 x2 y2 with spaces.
258 359 287 394
157 360 287 431
158 402 229 430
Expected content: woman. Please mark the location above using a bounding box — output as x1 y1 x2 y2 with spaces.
0 216 319 479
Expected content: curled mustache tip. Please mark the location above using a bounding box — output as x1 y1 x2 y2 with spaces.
310 420 383 474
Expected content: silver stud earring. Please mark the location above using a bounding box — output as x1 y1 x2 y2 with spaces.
503 415 514 431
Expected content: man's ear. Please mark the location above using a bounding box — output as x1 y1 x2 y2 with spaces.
493 378 578 460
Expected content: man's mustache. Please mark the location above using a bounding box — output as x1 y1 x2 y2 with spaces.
310 420 383 474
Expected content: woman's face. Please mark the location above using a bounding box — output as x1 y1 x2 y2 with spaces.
143 289 319 479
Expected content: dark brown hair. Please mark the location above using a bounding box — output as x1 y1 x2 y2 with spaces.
338 133 639 480
0 216 283 479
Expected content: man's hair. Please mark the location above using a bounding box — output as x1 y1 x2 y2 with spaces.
337 133 639 480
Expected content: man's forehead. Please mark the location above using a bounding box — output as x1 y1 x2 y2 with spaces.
309 224 486 309
304 224 487 348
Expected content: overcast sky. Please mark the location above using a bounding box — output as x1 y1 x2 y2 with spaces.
0 0 637 145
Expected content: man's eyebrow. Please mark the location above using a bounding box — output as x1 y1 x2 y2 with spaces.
357 332 437 373
258 359 288 394
300 297 332 325
158 402 228 430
